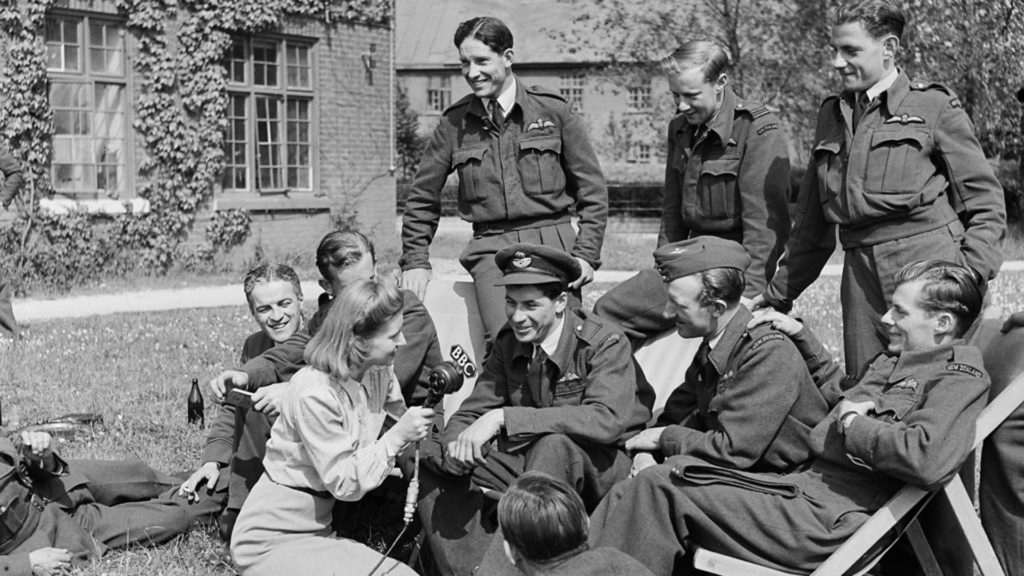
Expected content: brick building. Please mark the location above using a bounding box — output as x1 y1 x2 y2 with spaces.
396 0 669 193
11 0 397 259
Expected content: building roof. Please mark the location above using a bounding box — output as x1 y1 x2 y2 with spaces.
396 0 605 70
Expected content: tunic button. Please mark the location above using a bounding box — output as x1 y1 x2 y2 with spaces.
576 325 583 331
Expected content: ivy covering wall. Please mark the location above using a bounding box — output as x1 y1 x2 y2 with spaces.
0 0 390 292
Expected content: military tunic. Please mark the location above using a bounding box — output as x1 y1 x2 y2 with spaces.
655 306 829 472
589 339 990 575
593 88 789 343
764 70 1006 373
416 308 653 576
401 78 608 339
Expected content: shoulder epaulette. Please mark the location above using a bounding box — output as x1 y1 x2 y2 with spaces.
525 84 568 103
736 101 771 119
442 93 475 115
910 80 953 95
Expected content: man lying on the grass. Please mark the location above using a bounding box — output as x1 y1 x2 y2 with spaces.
179 263 305 541
1 430 217 576
587 260 990 575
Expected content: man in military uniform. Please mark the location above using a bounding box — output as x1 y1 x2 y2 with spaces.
0 140 25 339
400 16 608 342
626 237 828 477
594 40 790 345
415 243 652 576
591 260 990 575
753 0 1006 377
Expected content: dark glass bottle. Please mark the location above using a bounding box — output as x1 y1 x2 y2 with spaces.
187 378 204 427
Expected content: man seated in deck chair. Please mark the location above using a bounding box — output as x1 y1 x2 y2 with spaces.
625 237 830 477
588 260 991 575
415 243 653 576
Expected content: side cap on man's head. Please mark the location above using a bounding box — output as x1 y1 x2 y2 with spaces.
494 243 581 287
653 237 750 282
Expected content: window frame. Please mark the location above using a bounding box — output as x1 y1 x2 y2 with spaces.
45 11 134 200
626 85 652 113
559 73 585 112
220 34 319 200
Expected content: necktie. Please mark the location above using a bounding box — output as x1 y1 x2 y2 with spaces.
526 346 545 406
694 340 712 385
489 100 503 131
853 92 870 131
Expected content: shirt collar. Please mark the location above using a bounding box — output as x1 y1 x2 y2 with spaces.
865 67 899 102
538 313 565 357
888 339 961 384
705 86 737 145
706 306 753 373
483 76 517 119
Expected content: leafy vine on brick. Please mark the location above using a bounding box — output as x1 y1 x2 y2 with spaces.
0 0 391 293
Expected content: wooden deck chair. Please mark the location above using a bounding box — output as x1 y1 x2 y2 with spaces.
692 310 1024 576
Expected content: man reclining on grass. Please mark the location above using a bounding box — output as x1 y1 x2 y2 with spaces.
179 263 306 540
1 430 215 576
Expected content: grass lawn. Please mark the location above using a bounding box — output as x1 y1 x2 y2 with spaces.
4 270 1024 574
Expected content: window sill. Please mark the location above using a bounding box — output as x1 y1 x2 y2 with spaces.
215 196 331 213
40 197 150 215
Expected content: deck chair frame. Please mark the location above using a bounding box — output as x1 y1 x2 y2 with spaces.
693 319 1024 576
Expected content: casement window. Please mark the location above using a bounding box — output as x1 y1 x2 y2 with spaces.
627 85 651 112
559 73 585 112
45 14 129 198
222 36 315 194
626 143 653 164
426 75 451 112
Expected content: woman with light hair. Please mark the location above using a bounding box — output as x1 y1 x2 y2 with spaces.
230 278 432 576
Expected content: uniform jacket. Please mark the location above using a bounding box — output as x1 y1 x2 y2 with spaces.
767 71 1006 308
241 289 443 406
810 340 989 494
536 547 656 576
659 87 790 297
401 77 608 270
0 439 95 576
443 309 653 447
0 142 23 209
201 329 278 466
656 306 830 472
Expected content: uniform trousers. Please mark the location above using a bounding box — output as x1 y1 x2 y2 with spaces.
840 221 966 376
416 433 631 576
459 222 581 343
13 458 220 559
592 268 672 347
588 459 871 575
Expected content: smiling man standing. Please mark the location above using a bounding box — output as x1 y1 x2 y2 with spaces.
752 0 1005 377
414 243 652 576
400 16 608 342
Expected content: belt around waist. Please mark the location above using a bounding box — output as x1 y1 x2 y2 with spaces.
472 212 571 236
838 202 958 248
264 471 332 500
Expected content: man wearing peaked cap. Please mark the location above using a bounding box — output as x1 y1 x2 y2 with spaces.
415 243 654 576
624 236 829 482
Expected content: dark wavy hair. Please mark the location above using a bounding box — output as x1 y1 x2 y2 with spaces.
454 16 513 53
242 264 302 312
315 229 376 281
498 472 589 567
894 260 983 338
833 0 906 41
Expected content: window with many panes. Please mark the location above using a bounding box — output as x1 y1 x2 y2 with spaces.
627 85 651 112
559 74 585 111
426 75 451 112
626 143 653 164
222 36 315 194
45 14 128 198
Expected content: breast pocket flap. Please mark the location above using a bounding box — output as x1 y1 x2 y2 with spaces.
519 137 562 154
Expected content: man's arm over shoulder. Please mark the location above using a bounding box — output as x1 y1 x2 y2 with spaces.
240 314 320 388
737 107 791 297
932 90 1007 282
